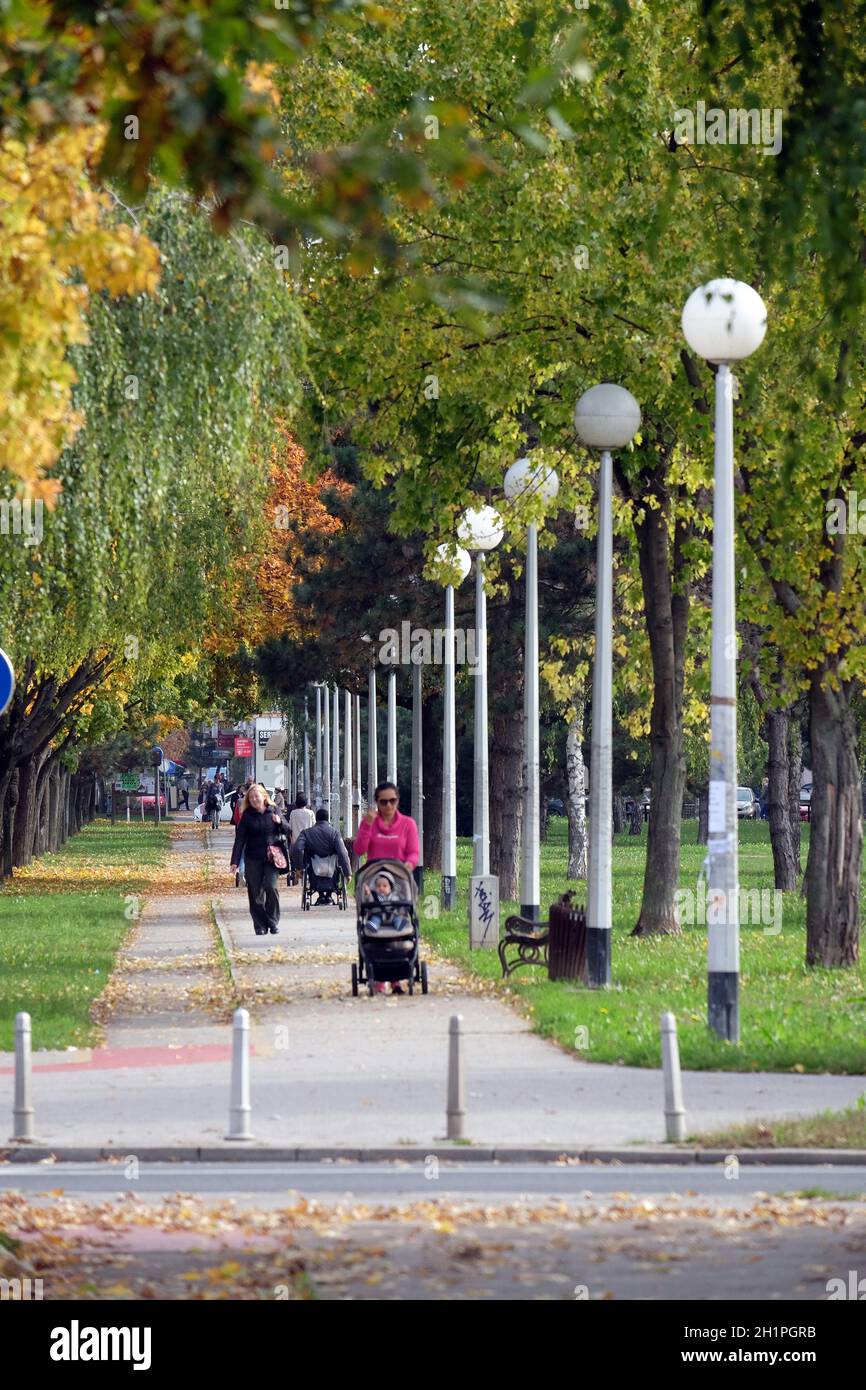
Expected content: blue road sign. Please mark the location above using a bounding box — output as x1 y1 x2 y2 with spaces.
0 648 14 717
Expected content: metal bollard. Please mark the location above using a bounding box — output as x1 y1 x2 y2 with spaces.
660 1010 686 1142
225 1007 254 1141
446 1014 466 1140
13 1011 34 1141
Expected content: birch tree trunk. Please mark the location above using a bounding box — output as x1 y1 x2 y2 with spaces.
566 695 587 880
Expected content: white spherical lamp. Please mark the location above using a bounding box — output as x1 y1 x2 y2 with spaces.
681 278 767 363
457 505 505 552
503 456 560 503
574 383 641 451
434 542 472 585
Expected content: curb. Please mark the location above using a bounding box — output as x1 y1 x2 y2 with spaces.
211 898 241 992
2 1145 866 1166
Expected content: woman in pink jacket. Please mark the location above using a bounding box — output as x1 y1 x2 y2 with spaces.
354 781 420 994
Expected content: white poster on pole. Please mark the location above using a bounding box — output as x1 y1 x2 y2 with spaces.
469 874 499 950
708 780 727 833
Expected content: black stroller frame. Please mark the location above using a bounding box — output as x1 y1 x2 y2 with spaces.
352 858 428 996
301 849 348 911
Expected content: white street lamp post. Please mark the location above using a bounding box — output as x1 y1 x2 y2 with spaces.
457 505 505 878
575 383 642 988
387 667 397 783
503 457 560 921
412 659 424 892
343 688 353 837
435 543 472 910
682 278 767 1042
303 691 310 801
331 684 340 828
322 683 331 815
315 684 323 808
354 692 362 816
368 669 378 798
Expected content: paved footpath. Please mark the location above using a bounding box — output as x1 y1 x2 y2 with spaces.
2 818 864 1150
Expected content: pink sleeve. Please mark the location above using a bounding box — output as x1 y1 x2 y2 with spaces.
354 818 372 859
403 817 420 869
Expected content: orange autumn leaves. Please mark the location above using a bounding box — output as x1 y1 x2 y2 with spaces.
0 126 160 498
207 428 350 658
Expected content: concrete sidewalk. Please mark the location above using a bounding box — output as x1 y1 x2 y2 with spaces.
2 821 864 1150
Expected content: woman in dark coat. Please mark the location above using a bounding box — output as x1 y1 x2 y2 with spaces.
229 783 291 936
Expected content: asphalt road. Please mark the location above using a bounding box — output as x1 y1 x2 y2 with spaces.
2 1160 865 1203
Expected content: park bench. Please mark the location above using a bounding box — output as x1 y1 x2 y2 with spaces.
498 913 550 977
498 894 588 980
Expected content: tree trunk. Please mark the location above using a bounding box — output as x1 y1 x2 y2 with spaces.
566 696 587 879
612 795 626 835
489 704 523 901
697 784 709 844
0 768 19 879
805 675 861 967
421 694 442 872
788 710 803 876
630 500 688 937
11 751 48 868
540 795 549 843
766 708 798 892
47 761 62 852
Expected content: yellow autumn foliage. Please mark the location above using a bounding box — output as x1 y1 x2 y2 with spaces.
0 126 160 499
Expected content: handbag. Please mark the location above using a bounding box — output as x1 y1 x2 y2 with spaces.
267 839 289 872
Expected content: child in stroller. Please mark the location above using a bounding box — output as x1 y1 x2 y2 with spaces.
353 859 427 997
362 870 413 933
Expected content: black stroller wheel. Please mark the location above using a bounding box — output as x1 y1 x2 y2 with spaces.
407 974 414 996
351 963 359 997
421 962 428 994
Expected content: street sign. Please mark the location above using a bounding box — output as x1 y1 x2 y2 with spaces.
234 737 253 757
0 648 14 717
120 773 140 791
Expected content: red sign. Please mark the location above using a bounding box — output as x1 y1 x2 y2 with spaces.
234 737 253 758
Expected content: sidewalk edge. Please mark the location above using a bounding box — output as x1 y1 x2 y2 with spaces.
1 1145 865 1166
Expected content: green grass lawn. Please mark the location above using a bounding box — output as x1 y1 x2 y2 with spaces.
0 820 170 1051
693 1099 866 1149
422 819 866 1076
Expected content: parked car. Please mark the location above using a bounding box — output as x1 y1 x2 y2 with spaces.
547 798 565 817
736 786 759 819
799 784 812 821
141 794 167 815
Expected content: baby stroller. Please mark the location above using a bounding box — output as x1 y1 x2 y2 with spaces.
301 849 348 911
352 859 427 996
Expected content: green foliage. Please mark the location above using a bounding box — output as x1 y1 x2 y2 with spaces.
0 188 305 752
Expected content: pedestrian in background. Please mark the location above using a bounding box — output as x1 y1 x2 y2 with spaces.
230 784 292 936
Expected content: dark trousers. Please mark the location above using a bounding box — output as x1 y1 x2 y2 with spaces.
180 790 189 809
244 857 281 933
